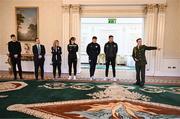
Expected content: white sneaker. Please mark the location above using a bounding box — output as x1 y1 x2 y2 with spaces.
92 76 95 80
113 77 117 81
73 76 76 80
104 77 108 81
90 77 93 80
68 76 72 80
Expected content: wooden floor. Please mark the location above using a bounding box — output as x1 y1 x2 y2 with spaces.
0 69 180 85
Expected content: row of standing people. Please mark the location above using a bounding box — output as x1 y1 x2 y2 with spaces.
8 34 160 87
8 35 77 80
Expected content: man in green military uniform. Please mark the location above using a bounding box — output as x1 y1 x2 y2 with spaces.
132 38 160 87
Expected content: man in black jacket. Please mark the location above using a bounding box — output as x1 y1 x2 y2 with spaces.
132 38 160 87
104 35 118 81
32 38 46 80
8 34 22 80
86 36 101 80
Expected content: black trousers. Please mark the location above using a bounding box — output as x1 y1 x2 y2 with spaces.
34 59 44 80
53 62 61 78
135 63 146 84
89 57 97 77
105 57 116 77
11 57 22 79
68 57 77 76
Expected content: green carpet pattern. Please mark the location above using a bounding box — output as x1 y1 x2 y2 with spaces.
0 80 180 118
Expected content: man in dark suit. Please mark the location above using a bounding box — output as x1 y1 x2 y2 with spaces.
32 38 46 80
132 38 160 87
8 34 23 80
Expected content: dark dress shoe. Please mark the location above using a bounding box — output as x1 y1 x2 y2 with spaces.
133 82 140 85
140 82 144 87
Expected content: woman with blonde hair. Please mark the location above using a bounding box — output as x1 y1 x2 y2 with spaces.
51 40 62 79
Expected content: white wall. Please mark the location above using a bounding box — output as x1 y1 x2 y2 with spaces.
0 0 63 72
155 0 180 76
164 0 180 58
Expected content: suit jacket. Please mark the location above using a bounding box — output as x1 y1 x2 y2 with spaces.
8 41 22 59
32 44 46 61
51 46 62 63
132 45 157 65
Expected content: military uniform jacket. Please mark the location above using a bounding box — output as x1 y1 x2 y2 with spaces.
104 42 118 58
132 45 157 65
86 42 100 59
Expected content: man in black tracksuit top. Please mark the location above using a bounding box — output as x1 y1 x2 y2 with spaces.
8 34 23 80
86 36 101 80
132 38 160 87
104 35 118 80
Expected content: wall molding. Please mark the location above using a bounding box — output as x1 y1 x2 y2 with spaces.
63 0 166 5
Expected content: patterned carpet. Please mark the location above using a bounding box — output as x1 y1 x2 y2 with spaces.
0 80 180 119
81 64 135 70
0 71 180 85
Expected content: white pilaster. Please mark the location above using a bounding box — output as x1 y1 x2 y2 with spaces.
62 4 70 73
144 4 158 75
155 4 166 74
70 4 81 73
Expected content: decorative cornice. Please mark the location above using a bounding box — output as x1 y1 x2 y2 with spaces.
63 0 167 5
62 4 70 12
157 4 167 14
144 4 157 14
70 4 81 13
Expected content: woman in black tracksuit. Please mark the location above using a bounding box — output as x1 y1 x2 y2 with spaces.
51 40 62 79
67 37 78 80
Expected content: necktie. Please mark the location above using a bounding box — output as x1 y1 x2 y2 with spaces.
38 44 41 55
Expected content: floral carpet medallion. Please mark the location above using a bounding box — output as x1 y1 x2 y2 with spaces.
3 81 179 119
7 99 180 119
0 81 27 98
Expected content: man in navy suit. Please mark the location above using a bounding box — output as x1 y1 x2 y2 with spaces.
32 38 46 80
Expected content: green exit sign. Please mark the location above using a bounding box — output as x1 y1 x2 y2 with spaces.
108 18 116 24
